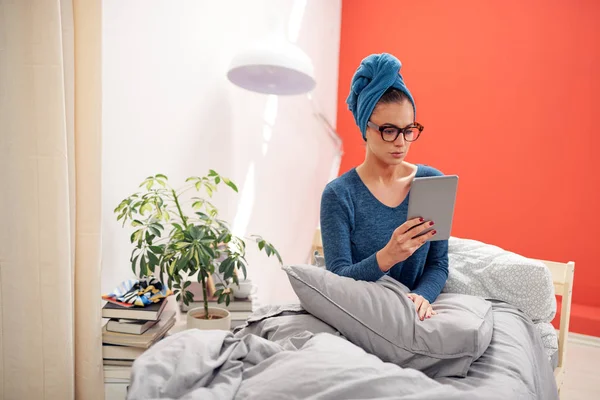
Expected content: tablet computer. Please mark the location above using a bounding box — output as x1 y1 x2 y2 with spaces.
407 175 458 241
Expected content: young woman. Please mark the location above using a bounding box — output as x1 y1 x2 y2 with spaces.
320 53 448 321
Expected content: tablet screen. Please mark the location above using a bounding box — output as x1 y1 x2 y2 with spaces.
406 175 458 241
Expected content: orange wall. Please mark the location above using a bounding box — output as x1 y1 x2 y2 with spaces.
338 0 600 335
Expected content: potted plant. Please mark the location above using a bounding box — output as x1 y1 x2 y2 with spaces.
114 170 282 330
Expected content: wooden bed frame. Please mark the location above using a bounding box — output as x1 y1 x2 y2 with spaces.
535 259 575 397
310 229 575 397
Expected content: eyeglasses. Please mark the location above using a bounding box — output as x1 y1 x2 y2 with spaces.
367 121 424 142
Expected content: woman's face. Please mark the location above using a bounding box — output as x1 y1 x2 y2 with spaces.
365 100 415 165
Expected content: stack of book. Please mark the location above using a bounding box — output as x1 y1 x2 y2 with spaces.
181 282 256 330
101 297 176 374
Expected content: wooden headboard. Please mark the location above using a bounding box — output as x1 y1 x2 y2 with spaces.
311 228 323 258
535 259 575 395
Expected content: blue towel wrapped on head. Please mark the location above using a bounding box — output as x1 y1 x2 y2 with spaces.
346 53 416 140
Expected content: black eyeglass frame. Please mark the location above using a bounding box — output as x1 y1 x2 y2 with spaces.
366 121 424 142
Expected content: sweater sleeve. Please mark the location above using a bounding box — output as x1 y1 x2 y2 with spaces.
320 185 384 282
412 239 449 303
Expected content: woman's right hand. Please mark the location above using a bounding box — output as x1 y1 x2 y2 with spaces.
376 217 436 272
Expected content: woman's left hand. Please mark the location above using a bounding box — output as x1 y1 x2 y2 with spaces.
407 293 437 321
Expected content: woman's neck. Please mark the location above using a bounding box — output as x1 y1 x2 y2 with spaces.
357 151 413 185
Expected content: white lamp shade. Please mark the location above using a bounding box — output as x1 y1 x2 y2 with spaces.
227 41 316 95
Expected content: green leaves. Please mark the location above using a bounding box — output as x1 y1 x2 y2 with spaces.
149 225 161 237
149 245 164 253
192 199 204 210
238 258 248 281
172 223 184 232
195 212 211 222
208 169 238 192
222 177 238 192
176 287 195 306
205 184 214 198
130 229 143 244
183 290 194 306
213 288 232 306
253 235 283 264
140 256 148 276
174 242 192 249
140 203 153 216
131 254 139 275
191 197 218 220
147 251 159 266
189 225 205 241
139 174 168 190
266 243 283 264
115 194 142 226
115 170 281 315
219 257 234 274
187 170 238 198
175 250 193 273
129 241 164 277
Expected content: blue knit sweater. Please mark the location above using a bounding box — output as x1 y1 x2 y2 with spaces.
319 164 449 303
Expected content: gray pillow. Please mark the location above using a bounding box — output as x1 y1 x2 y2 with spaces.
283 264 493 378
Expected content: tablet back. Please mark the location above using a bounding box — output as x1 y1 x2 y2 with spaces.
407 175 458 241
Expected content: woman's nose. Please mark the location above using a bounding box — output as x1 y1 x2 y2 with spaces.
394 134 405 145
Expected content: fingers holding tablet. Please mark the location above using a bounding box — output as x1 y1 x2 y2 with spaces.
415 226 437 243
399 216 435 240
377 218 438 272
377 173 458 272
408 221 437 249
396 217 426 235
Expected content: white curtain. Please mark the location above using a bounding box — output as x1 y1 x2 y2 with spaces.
0 0 104 399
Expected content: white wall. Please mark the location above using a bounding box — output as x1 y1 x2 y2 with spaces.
101 0 342 305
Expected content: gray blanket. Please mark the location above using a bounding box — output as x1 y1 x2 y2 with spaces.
127 302 558 400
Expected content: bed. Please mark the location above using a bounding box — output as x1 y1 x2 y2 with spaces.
125 234 574 400
312 231 575 398
543 258 575 397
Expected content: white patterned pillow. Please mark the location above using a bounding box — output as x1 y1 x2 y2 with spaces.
443 237 556 324
536 322 559 359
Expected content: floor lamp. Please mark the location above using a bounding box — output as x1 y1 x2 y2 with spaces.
226 40 343 262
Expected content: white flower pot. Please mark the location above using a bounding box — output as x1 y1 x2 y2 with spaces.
186 306 231 331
